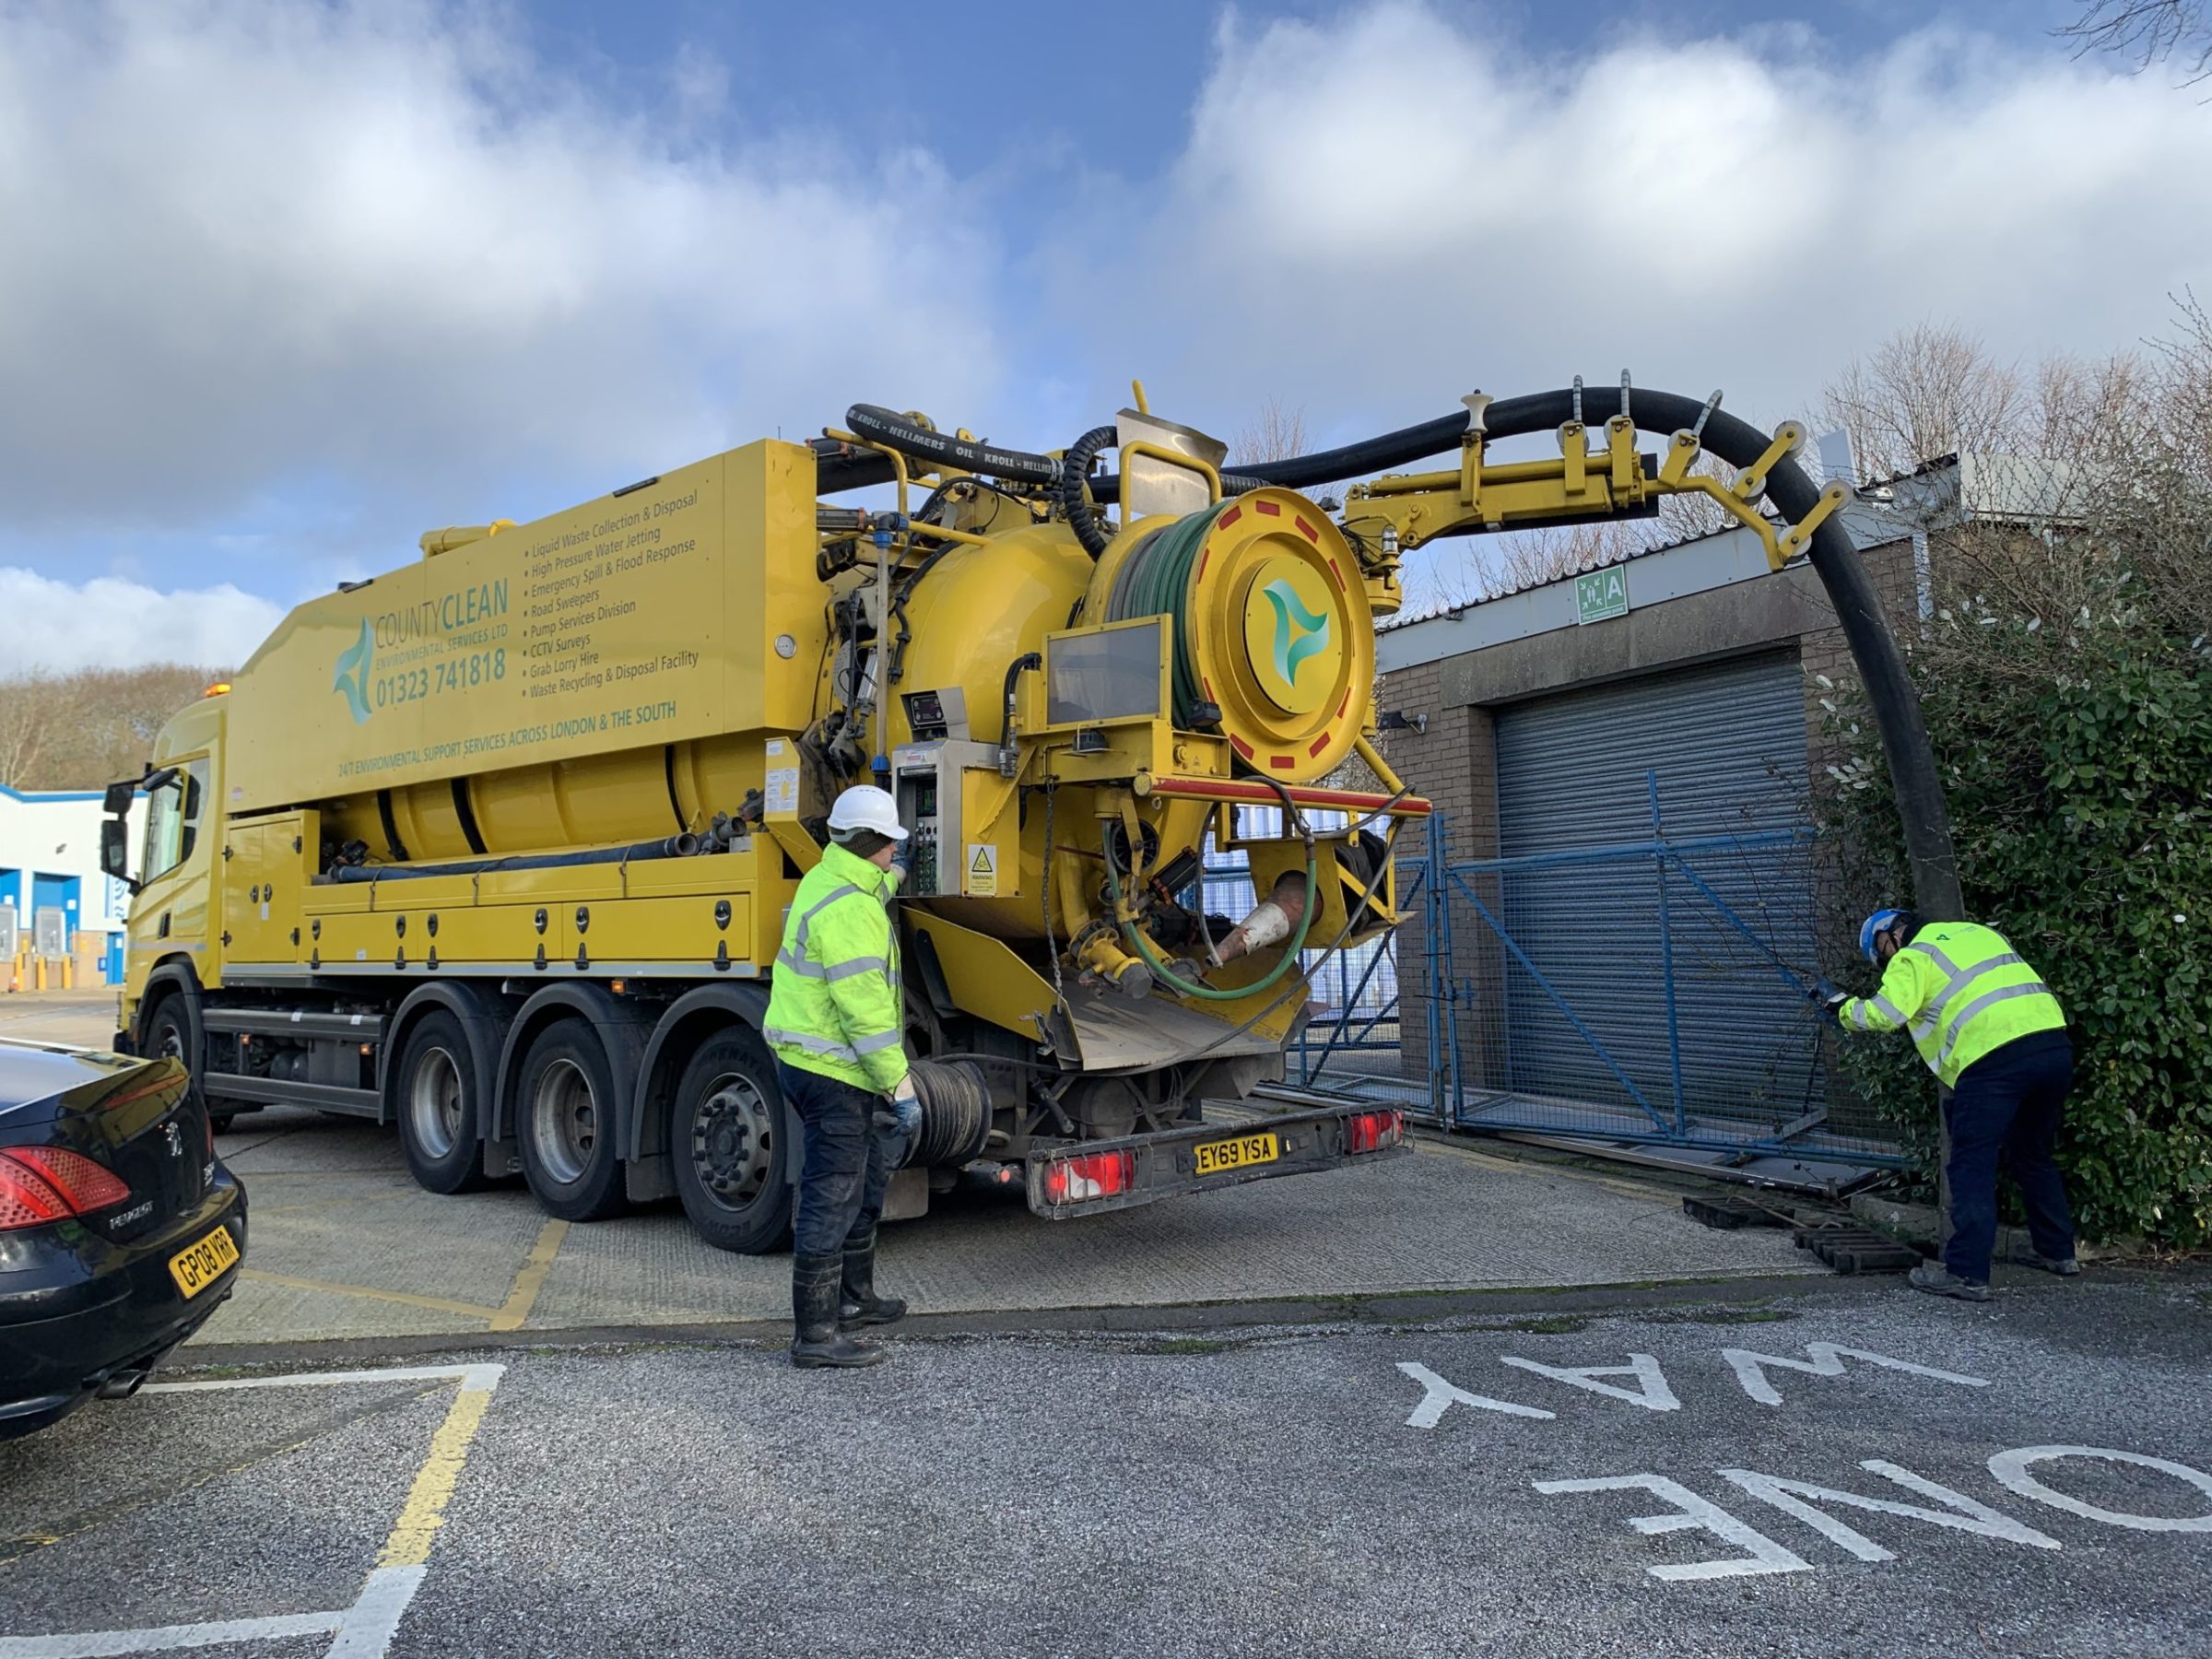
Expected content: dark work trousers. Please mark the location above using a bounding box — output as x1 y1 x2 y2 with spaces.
776 1060 895 1259
1943 1030 2077 1283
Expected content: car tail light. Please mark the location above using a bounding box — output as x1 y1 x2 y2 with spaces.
1042 1148 1135 1205
1344 1110 1405 1156
0 1147 133 1229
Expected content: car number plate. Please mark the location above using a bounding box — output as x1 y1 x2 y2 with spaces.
1193 1132 1278 1177
169 1226 241 1299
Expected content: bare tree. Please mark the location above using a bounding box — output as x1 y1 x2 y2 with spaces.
2059 0 2212 84
0 671 52 787
0 665 223 789
1819 324 2029 481
1230 400 1309 467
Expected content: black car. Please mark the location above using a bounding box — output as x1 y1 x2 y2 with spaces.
0 1038 245 1438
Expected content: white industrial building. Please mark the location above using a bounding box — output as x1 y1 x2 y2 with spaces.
1 782 147 988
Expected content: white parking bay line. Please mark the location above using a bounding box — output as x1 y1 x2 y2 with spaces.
0 1363 503 1659
0 1609 341 1658
143 1363 504 1395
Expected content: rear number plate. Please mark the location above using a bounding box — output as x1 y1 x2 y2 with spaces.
169 1227 240 1299
1193 1132 1278 1176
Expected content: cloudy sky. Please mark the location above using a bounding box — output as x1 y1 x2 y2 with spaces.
3 0 2207 670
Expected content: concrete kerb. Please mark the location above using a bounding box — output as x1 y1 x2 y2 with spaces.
170 1269 1971 1375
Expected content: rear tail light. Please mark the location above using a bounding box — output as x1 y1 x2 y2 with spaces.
0 1147 133 1230
1042 1148 1135 1205
1344 1110 1405 1156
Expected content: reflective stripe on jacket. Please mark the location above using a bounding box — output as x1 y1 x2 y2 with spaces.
762 841 910 1094
1840 921 2065 1088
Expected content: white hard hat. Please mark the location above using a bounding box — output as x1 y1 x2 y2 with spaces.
826 783 908 842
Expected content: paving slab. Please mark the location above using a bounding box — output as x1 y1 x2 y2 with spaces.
527 1141 1817 1331
0 1001 1819 1354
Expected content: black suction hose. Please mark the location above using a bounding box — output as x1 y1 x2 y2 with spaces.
810 438 896 495
330 834 700 883
1088 410 1472 504
843 406 1063 486
1084 387 1959 919
1058 426 1119 557
1473 389 1961 921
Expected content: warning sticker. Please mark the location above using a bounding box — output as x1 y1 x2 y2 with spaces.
966 843 998 897
763 738 799 818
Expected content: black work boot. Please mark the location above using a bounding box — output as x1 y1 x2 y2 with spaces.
790 1253 887 1369
1908 1261 1992 1302
840 1227 908 1329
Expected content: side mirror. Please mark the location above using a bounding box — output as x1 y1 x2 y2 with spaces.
102 779 136 816
100 818 136 890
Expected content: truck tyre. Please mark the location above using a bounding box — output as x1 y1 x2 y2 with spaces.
395 1010 489 1195
144 997 213 1120
513 1019 629 1222
670 1026 793 1254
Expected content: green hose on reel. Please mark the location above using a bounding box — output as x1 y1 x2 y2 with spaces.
1105 501 1232 728
1101 822 1319 1004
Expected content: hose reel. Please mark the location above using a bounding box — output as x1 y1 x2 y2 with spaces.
1101 488 1375 782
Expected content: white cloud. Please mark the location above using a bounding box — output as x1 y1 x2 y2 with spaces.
1075 5 2212 442
0 568 283 673
0 1 1004 528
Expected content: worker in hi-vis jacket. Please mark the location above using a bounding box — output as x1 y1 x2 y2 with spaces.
762 784 923 1368
1821 909 2078 1301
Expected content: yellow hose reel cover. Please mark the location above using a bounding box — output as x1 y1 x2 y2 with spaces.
1190 488 1374 781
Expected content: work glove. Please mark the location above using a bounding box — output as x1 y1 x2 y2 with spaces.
875 1075 924 1147
1819 992 1850 1030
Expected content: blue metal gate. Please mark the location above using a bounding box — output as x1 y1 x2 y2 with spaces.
1267 776 1902 1172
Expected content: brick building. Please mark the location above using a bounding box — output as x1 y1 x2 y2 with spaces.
1368 515 1924 1135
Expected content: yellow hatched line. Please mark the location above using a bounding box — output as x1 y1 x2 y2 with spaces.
241 1274 501 1327
239 1268 502 1321
489 1218 569 1331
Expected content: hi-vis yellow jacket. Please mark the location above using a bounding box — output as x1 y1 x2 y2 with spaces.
763 841 910 1094
1840 921 2065 1088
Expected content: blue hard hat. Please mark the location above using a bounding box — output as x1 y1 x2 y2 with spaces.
1859 908 1908 965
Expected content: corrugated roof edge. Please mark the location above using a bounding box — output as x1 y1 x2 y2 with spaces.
1378 512 1790 631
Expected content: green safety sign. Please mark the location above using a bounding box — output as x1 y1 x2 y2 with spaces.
1575 567 1630 625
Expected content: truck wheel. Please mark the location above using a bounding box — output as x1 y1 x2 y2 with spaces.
144 998 206 1110
670 1027 792 1254
514 1020 629 1222
395 1011 489 1195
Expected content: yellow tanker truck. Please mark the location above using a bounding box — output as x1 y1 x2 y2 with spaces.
98 381 1855 1252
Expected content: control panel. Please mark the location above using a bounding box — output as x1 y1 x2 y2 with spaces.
891 738 1008 900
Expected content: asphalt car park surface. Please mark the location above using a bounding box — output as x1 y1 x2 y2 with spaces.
4 990 2208 1655
3 1273 2208 1657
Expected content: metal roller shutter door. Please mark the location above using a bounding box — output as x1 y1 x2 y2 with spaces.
1490 649 1821 1124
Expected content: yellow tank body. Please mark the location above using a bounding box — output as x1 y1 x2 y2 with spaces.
228 441 826 856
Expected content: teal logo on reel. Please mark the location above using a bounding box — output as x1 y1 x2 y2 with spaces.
333 620 373 724
1262 579 1331 686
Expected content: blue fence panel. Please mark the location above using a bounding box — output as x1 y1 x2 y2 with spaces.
1378 790 1902 1168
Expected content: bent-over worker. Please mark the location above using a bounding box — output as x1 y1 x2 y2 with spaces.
763 784 922 1368
1824 909 2078 1302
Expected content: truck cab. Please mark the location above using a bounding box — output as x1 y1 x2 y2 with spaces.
105 694 227 1071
